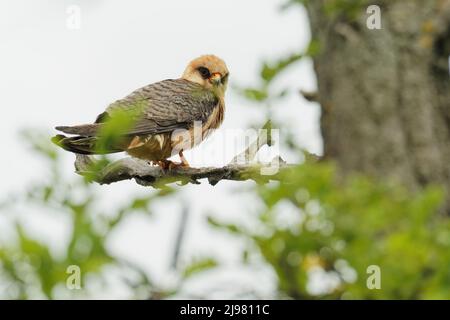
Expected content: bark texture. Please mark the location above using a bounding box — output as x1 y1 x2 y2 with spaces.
72 124 298 188
306 0 450 212
74 154 293 188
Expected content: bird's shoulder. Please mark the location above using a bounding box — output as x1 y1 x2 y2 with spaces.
93 79 220 136
105 79 217 117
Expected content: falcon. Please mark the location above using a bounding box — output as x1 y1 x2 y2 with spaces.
52 55 229 168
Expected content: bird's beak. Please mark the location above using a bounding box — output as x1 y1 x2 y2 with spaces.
210 72 222 86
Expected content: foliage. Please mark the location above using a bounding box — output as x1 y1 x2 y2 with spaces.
235 41 318 115
322 0 369 19
1 1 447 301
182 257 218 279
284 0 370 19
209 162 450 299
0 131 165 299
206 9 450 299
234 36 320 156
4 129 448 299
0 129 222 299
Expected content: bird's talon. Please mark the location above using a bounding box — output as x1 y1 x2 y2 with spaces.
169 161 189 170
156 160 172 170
156 160 190 170
179 150 190 168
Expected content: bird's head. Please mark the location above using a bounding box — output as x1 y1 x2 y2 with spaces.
182 55 229 96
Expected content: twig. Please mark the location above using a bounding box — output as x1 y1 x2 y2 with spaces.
230 121 273 164
73 121 302 188
171 205 189 270
300 89 319 102
75 154 295 188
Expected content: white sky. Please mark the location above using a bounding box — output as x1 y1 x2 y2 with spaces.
0 0 320 298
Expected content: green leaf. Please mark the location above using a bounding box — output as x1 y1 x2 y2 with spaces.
260 53 303 84
240 88 269 102
182 257 218 279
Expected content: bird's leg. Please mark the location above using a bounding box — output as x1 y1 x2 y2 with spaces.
155 151 189 170
156 160 175 170
179 150 190 167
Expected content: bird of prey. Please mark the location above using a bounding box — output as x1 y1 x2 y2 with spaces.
52 55 229 168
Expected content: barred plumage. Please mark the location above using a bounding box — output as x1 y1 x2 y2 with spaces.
53 55 229 166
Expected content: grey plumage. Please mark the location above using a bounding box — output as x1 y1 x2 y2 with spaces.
53 54 229 162
54 79 219 155
57 79 218 137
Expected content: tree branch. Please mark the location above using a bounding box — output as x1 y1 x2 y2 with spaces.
73 123 301 188
300 89 319 103
74 154 295 188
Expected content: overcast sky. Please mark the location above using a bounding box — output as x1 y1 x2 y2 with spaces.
0 0 320 298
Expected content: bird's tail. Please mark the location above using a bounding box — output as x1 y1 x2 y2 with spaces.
55 124 101 136
51 134 123 155
53 123 125 155
52 134 99 155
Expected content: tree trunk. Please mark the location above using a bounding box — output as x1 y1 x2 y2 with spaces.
306 0 450 213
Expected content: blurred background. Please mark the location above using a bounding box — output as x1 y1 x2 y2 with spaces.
0 0 449 299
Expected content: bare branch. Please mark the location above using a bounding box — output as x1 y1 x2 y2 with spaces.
230 121 273 164
74 154 296 188
300 89 319 103
71 120 306 188
171 205 189 270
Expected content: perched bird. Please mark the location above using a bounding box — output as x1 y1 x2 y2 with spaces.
52 55 229 168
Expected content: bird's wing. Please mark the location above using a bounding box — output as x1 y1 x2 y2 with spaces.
56 79 218 137
104 79 219 136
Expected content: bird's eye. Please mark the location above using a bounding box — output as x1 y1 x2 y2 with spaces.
197 67 211 79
